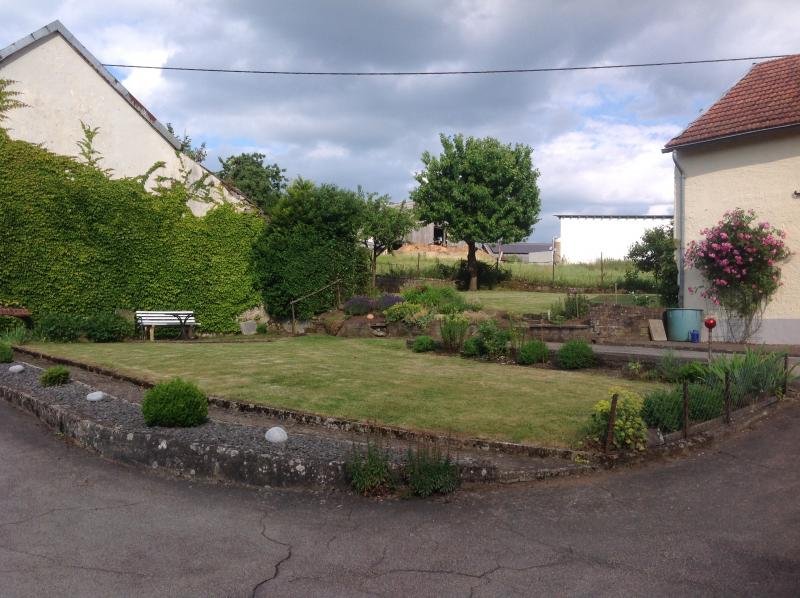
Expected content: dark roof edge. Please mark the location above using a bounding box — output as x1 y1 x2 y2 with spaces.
662 122 800 153
554 214 673 219
0 20 181 150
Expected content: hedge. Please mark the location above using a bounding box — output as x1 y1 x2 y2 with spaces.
0 134 263 332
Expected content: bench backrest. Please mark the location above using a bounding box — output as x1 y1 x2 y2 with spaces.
135 311 197 326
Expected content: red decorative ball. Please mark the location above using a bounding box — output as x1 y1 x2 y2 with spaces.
704 317 717 330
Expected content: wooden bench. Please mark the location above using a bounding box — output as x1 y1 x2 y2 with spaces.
135 311 198 341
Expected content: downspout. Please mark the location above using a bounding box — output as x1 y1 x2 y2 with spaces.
672 152 686 308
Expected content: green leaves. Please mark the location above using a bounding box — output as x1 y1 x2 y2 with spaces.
217 152 286 213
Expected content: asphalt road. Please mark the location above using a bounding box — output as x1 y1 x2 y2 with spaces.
1 399 799 597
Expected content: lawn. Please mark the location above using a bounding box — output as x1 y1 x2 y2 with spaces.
27 336 660 447
462 290 660 315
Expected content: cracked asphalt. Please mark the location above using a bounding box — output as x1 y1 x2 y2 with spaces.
1 399 799 597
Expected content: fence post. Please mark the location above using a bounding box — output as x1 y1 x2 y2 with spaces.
604 393 619 453
290 303 296 336
783 353 789 398
724 370 731 424
682 380 689 439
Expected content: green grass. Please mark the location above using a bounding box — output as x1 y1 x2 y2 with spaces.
461 291 660 315
377 253 652 290
27 336 660 447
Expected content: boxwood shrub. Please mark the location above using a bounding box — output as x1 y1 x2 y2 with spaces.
141 378 208 427
557 339 596 370
85 313 135 342
35 313 84 342
411 335 436 353
40 365 70 387
517 340 549 365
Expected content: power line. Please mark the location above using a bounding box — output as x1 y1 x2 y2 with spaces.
101 54 793 76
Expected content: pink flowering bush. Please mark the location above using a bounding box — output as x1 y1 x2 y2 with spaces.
685 209 790 341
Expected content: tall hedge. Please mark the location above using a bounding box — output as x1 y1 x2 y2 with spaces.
0 134 263 332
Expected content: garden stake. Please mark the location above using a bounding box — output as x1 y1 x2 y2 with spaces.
783 353 789 397
604 393 619 453
724 370 731 424
682 380 689 439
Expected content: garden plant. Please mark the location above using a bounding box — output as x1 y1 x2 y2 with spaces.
40 366 70 387
141 378 208 427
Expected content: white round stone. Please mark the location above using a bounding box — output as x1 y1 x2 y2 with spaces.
265 426 288 444
86 391 106 402
8 364 24 374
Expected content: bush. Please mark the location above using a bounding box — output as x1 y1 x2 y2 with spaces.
84 313 134 342
405 446 459 497
34 313 84 342
40 365 70 387
383 302 434 329
345 444 394 496
461 336 483 358
656 350 683 382
707 349 787 406
343 295 375 316
549 294 591 321
141 378 208 427
455 260 511 290
401 284 467 313
256 322 268 335
586 389 647 451
688 383 725 421
375 294 404 312
556 339 595 369
440 314 469 352
0 341 12 363
642 387 682 433
517 340 549 365
0 315 24 334
476 319 511 359
411 335 436 353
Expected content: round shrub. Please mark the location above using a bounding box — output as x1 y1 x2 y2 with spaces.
586 389 647 451
557 339 596 370
461 336 484 358
476 320 511 359
343 295 375 316
40 365 70 387
35 313 84 342
0 342 13 363
141 378 208 427
85 313 134 342
517 340 549 365
411 335 436 353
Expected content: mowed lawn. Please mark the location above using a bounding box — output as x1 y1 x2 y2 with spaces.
462 291 567 315
27 336 659 447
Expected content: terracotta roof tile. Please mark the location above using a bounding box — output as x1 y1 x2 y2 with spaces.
665 54 800 149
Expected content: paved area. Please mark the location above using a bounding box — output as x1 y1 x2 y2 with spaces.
1 400 799 597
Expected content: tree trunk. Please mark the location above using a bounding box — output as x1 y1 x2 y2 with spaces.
371 250 378 290
467 240 478 291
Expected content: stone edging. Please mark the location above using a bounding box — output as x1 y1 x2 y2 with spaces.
12 345 596 463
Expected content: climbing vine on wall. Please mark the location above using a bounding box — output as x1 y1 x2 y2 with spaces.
0 134 264 332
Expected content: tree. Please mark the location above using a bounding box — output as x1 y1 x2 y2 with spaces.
252 178 369 319
166 122 207 163
0 79 27 134
217 152 287 214
627 225 679 307
359 192 416 288
411 133 541 291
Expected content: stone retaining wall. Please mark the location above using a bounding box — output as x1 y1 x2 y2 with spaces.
589 304 664 342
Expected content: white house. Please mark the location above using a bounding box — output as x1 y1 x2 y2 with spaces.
0 20 242 216
555 214 673 264
481 242 554 264
664 54 800 343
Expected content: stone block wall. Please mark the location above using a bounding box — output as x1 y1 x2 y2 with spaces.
589 304 664 342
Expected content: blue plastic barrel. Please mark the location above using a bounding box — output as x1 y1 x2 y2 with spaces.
664 308 704 342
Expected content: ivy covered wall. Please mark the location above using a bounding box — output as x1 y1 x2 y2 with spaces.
0 133 264 332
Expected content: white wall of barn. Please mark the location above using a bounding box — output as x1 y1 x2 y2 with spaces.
557 217 672 263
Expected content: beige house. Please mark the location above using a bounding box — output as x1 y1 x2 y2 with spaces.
0 20 242 216
664 55 800 343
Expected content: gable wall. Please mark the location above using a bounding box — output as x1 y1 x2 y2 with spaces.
0 33 236 216
676 128 800 342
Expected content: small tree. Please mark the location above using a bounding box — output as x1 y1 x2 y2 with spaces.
685 209 790 341
411 134 541 291
360 192 416 288
0 79 27 133
166 122 207 163
627 225 679 306
217 152 287 214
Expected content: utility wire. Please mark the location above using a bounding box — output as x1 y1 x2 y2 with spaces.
101 54 793 76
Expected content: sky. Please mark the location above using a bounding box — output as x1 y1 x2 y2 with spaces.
2 0 799 241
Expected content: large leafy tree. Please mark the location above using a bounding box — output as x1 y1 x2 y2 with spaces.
627 225 679 307
359 192 416 288
411 133 541 290
217 152 287 214
252 178 368 319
